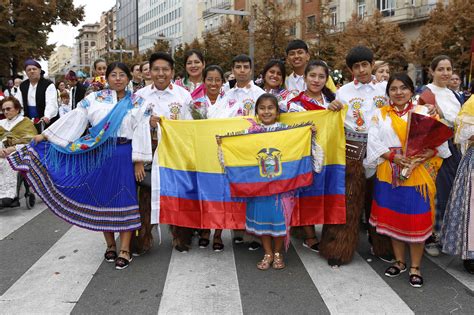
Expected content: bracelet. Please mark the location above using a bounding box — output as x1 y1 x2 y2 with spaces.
388 151 396 163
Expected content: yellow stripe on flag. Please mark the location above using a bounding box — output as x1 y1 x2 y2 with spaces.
158 109 347 173
220 126 311 167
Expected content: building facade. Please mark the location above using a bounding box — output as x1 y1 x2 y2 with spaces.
97 7 117 58
201 0 234 34
48 45 73 77
323 0 443 43
116 0 138 48
137 0 201 53
75 23 100 71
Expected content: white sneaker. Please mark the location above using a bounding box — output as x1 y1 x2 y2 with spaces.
424 243 440 256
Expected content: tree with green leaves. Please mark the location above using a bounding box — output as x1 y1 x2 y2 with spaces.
410 0 474 83
334 10 409 80
0 0 84 77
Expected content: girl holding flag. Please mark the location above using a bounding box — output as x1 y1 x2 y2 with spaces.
219 93 324 270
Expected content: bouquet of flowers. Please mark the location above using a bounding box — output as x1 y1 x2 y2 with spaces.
400 111 453 179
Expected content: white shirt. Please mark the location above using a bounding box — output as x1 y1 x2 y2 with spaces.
0 114 24 133
336 79 388 133
285 72 306 95
426 84 461 127
209 81 265 118
4 86 21 99
17 82 58 119
365 105 451 169
135 83 193 120
43 89 152 162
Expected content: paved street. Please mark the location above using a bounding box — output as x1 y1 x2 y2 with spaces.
1 198 474 314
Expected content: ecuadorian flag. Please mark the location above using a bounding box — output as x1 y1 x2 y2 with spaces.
155 110 347 229
219 124 314 198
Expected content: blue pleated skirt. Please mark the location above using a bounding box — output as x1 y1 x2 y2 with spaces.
245 195 287 237
7 141 141 232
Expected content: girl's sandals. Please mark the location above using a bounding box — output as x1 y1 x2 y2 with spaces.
384 261 407 277
212 236 224 252
257 254 273 270
409 266 423 288
104 245 117 263
115 250 133 270
303 237 320 253
272 252 286 270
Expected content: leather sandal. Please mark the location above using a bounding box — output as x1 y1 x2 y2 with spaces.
104 245 117 263
384 261 407 278
115 250 133 270
257 254 273 270
272 252 286 270
303 237 320 253
409 266 423 288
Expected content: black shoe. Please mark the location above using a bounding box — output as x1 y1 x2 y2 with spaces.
104 245 117 263
248 241 261 251
233 236 244 244
463 259 474 274
115 250 133 270
174 244 189 253
213 241 224 252
0 197 14 207
384 261 407 277
409 267 423 288
303 238 320 253
198 238 210 248
9 198 20 208
328 258 342 267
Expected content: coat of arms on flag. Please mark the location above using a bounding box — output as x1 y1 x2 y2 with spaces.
218 122 314 198
257 147 282 178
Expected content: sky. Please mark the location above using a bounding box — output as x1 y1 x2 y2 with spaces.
48 0 116 47
42 0 116 73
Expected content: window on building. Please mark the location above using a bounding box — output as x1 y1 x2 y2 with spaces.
307 15 316 32
357 0 366 17
91 41 96 46
330 7 337 26
288 23 296 36
84 41 89 46
376 0 395 17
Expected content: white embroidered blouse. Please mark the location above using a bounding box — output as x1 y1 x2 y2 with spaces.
43 89 152 162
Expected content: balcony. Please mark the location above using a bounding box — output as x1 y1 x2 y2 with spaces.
203 0 232 19
380 4 437 25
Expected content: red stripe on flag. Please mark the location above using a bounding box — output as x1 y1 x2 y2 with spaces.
159 194 346 229
229 172 313 197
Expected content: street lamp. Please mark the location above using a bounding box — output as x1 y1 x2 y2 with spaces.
140 35 177 58
208 7 255 78
108 46 135 62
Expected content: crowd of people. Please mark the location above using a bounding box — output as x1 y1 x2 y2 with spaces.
1 39 472 289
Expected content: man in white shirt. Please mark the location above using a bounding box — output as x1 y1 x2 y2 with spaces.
285 39 311 95
136 52 193 122
321 46 392 267
134 52 193 254
17 59 58 128
4 78 22 100
210 54 264 118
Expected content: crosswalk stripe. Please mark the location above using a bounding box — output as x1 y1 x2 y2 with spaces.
292 238 414 314
0 226 105 313
0 203 45 240
425 255 474 292
158 230 243 314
